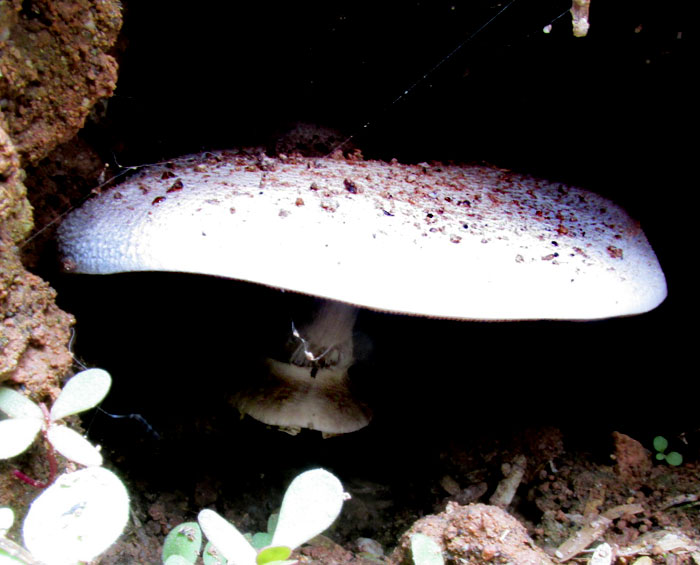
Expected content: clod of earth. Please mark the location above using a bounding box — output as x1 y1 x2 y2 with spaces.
57 150 667 434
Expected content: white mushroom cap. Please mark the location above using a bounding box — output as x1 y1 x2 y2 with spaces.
58 151 666 321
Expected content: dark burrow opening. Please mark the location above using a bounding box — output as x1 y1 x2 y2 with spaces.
45 269 678 548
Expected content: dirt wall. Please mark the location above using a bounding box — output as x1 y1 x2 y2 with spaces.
1 0 121 395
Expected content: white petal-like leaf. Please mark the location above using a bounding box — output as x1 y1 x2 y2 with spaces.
47 424 103 467
0 388 42 420
50 368 111 421
0 507 14 532
198 509 257 565
0 418 42 459
23 467 129 565
271 469 345 550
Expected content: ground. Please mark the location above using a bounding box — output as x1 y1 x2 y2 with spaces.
87 421 700 564
0 1 695 564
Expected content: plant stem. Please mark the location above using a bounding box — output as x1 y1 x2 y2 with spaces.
11 469 48 489
11 402 58 488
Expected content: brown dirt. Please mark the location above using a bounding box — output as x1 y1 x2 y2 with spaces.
0 127 74 397
391 502 555 565
0 244 74 395
1 0 122 393
82 426 699 565
0 0 122 165
0 128 32 244
0 0 121 546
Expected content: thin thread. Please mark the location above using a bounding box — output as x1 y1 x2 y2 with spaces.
96 407 161 440
331 0 520 154
20 2 572 247
20 155 184 248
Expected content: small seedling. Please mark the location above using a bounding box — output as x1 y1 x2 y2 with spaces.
162 522 202 565
0 368 130 565
245 513 279 550
653 436 683 466
21 466 130 565
162 523 238 565
0 368 111 487
410 533 445 565
0 467 129 565
163 468 347 565
0 468 129 564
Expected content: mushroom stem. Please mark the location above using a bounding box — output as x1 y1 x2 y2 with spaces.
233 299 371 435
289 300 358 372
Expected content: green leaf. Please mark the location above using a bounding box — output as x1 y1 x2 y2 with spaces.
666 451 683 466
251 532 273 550
162 522 202 564
271 469 345 551
198 509 256 565
266 513 279 535
0 388 42 420
0 552 25 564
165 556 194 565
47 424 103 467
202 541 228 565
655 453 665 461
0 538 38 565
256 546 291 565
410 533 444 565
1 531 39 564
22 467 129 565
0 419 42 459
653 436 668 453
50 368 112 421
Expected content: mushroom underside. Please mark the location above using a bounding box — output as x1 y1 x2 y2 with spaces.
233 359 371 435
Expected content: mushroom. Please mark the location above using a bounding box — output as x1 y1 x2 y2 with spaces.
57 150 667 435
